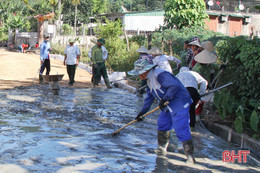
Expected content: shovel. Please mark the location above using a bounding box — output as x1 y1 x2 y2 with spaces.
200 82 233 97
112 102 169 136
32 60 45 84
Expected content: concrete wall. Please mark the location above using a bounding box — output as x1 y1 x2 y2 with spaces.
50 35 95 48
15 32 38 46
248 14 260 37
15 31 96 49
123 15 164 31
206 11 260 37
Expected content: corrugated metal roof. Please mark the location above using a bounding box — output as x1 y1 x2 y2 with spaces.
229 14 244 18
124 10 164 16
207 12 220 16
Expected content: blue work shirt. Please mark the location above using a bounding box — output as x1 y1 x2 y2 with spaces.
40 41 51 61
141 69 193 115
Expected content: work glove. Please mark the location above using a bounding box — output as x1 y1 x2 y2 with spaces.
159 99 167 111
135 112 144 121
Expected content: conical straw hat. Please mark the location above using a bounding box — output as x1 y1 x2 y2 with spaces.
194 50 217 64
148 47 163 55
136 46 148 53
201 41 214 52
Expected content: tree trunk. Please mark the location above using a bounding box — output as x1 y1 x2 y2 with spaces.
37 21 44 44
148 34 152 50
161 28 164 53
169 40 173 56
124 30 129 52
58 0 61 35
74 5 77 36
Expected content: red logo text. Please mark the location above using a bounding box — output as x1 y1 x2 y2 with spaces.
222 150 250 163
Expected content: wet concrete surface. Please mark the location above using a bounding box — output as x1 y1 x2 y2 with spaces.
0 85 259 173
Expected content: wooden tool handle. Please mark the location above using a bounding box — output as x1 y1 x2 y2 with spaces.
112 106 161 135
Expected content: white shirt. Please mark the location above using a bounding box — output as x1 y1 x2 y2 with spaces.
176 67 208 95
153 55 181 73
64 45 81 65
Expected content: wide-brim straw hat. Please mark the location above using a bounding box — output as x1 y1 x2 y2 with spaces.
194 50 217 64
136 46 148 53
44 34 50 38
188 41 202 47
201 41 214 52
68 38 75 43
128 59 156 76
148 47 163 55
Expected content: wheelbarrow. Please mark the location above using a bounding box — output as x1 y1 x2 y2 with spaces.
41 74 64 94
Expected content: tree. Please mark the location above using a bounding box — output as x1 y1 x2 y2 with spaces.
72 0 80 36
96 17 123 39
6 13 30 43
49 0 58 13
62 0 108 25
92 0 108 14
95 18 129 71
107 0 165 12
164 0 208 29
21 0 36 11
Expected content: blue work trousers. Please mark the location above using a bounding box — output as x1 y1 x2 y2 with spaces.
157 107 192 142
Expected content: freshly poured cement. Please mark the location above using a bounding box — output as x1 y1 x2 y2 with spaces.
0 86 259 173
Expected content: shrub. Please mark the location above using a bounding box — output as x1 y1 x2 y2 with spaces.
151 26 224 57
128 35 147 47
51 43 66 55
214 36 260 138
62 24 73 35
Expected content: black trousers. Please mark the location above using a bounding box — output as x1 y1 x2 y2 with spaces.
91 64 101 85
186 87 200 128
40 59 50 75
66 64 76 84
92 62 109 85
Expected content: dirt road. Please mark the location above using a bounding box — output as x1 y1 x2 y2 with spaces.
0 48 92 89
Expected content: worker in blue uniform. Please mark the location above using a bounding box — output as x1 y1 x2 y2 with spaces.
128 59 196 164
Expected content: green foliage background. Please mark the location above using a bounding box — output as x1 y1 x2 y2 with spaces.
213 36 260 138
94 18 139 72
164 0 208 29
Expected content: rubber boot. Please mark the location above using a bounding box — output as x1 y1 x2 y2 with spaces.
155 130 170 155
182 140 196 164
39 74 43 84
105 82 113 89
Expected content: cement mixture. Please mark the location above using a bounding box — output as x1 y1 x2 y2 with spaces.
0 86 259 173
